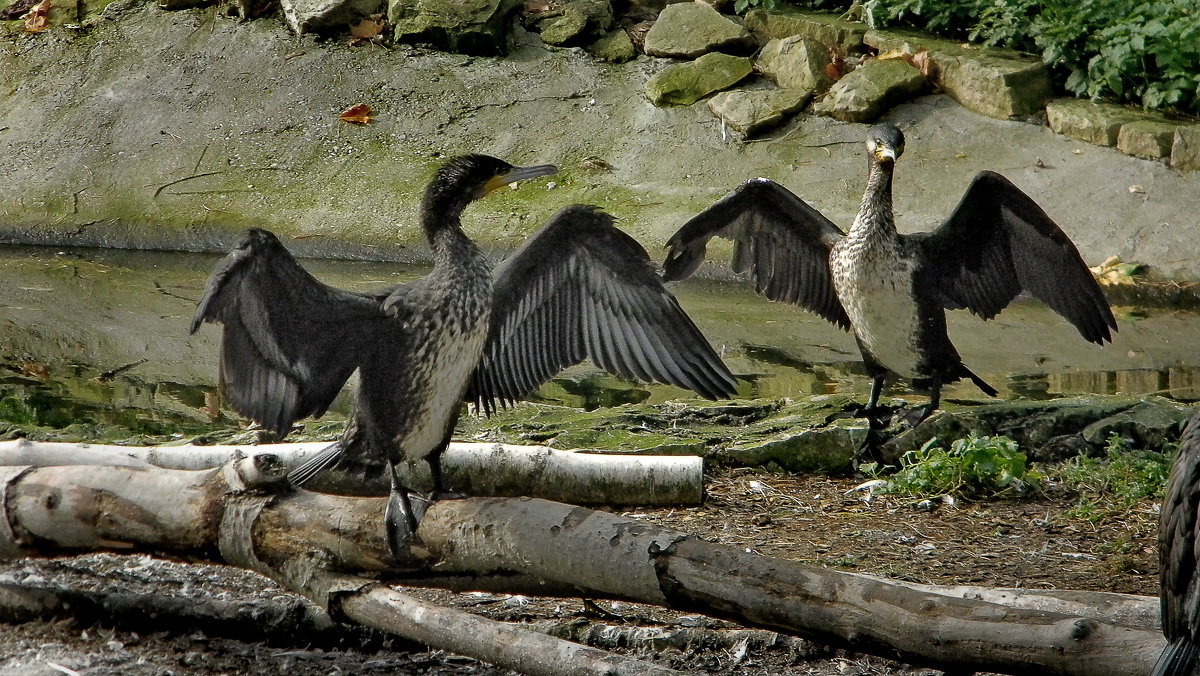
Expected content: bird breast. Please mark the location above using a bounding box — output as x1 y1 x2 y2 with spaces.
830 234 924 378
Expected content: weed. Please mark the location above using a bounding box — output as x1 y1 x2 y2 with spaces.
1057 433 1173 523
862 433 1041 500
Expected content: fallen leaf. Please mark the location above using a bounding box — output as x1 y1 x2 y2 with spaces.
22 362 49 380
824 46 846 81
339 103 374 125
349 15 385 39
1128 184 1146 196
23 0 50 32
911 50 936 79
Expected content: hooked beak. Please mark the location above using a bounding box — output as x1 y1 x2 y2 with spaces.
482 163 558 196
874 146 896 163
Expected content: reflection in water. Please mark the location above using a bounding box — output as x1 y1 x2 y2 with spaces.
0 244 1195 436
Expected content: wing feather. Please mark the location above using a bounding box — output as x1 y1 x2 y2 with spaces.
916 171 1116 344
191 228 388 435
469 205 737 411
663 178 850 330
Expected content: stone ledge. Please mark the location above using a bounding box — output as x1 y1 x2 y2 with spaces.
742 7 866 54
1046 99 1143 147
864 28 1051 120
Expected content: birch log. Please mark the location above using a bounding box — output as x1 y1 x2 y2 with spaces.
0 462 1165 675
0 438 702 505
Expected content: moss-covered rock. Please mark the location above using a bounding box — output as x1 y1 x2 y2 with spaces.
1173 126 1200 171
742 7 866 54
586 28 635 62
1118 119 1179 159
811 58 926 123
534 0 612 46
644 51 752 106
707 87 812 137
865 29 1051 120
1046 98 1143 147
642 2 754 59
389 0 522 54
757 35 832 92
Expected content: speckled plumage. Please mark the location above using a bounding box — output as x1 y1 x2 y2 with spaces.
191 154 737 557
663 123 1116 421
1155 409 1200 676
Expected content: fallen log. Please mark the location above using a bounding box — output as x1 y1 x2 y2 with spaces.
0 438 702 505
0 461 1166 675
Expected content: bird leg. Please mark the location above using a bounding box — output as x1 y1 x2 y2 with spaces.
385 463 428 565
901 378 942 426
427 450 463 501
865 375 885 413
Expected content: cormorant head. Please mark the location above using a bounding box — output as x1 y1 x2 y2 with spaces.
424 155 558 222
865 124 905 165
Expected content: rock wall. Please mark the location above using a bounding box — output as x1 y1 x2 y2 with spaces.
2 2 1200 281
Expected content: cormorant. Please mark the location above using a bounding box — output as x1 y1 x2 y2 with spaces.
191 154 737 560
1156 408 1200 676
662 123 1116 422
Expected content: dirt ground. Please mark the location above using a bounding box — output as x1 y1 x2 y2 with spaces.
0 467 1159 676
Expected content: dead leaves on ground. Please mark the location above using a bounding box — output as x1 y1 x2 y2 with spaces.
339 103 374 125
348 14 386 46
19 0 51 32
875 48 937 80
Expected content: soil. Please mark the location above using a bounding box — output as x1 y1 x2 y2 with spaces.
0 467 1159 676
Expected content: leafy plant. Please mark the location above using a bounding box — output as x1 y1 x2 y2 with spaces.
845 0 1200 115
863 434 1040 499
1057 433 1173 522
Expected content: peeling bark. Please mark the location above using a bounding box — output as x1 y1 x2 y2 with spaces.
0 462 1167 675
0 439 702 505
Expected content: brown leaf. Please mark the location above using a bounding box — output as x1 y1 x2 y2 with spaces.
349 15 385 39
339 103 374 125
23 0 50 32
22 362 49 380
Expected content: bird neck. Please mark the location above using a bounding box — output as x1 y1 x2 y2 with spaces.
425 216 484 270
849 160 896 241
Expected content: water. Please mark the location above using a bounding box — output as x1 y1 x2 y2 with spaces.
0 244 1195 439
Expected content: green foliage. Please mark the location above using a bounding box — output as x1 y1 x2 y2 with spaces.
1057 434 1173 522
863 434 1040 499
848 0 1200 114
735 0 783 15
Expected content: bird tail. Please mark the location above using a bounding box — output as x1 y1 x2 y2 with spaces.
960 365 998 398
1152 638 1200 676
287 440 343 487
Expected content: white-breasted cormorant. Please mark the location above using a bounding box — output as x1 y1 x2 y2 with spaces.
662 124 1116 422
1156 409 1200 676
191 154 736 560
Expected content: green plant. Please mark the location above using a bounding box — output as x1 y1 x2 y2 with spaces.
863 434 1040 499
852 0 1200 114
1058 433 1173 522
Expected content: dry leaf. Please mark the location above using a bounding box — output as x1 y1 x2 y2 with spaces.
24 0 50 32
349 15 384 39
22 362 49 380
824 47 846 81
339 103 374 125
1128 184 1146 196
911 50 936 79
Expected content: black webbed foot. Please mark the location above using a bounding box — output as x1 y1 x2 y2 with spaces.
384 488 427 565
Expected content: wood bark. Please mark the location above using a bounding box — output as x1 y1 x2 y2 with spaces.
0 461 1166 675
0 439 702 505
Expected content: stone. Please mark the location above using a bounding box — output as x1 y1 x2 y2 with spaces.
743 7 866 54
1045 98 1143 147
707 87 812 136
811 58 926 123
535 0 612 46
1117 119 1178 160
586 28 636 63
644 51 752 106
725 419 869 473
1171 126 1200 171
643 2 755 59
389 0 522 55
865 29 1052 120
1081 397 1193 448
282 0 382 33
757 35 832 92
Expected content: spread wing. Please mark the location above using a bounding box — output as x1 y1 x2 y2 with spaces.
915 171 1116 344
1156 409 1200 674
190 228 390 435
468 205 737 413
662 178 850 330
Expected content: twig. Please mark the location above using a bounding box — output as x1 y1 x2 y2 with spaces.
94 358 148 382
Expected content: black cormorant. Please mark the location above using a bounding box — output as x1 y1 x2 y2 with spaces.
191 154 737 560
662 123 1116 422
1156 408 1200 676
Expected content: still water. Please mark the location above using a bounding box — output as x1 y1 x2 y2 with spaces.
0 245 1195 438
